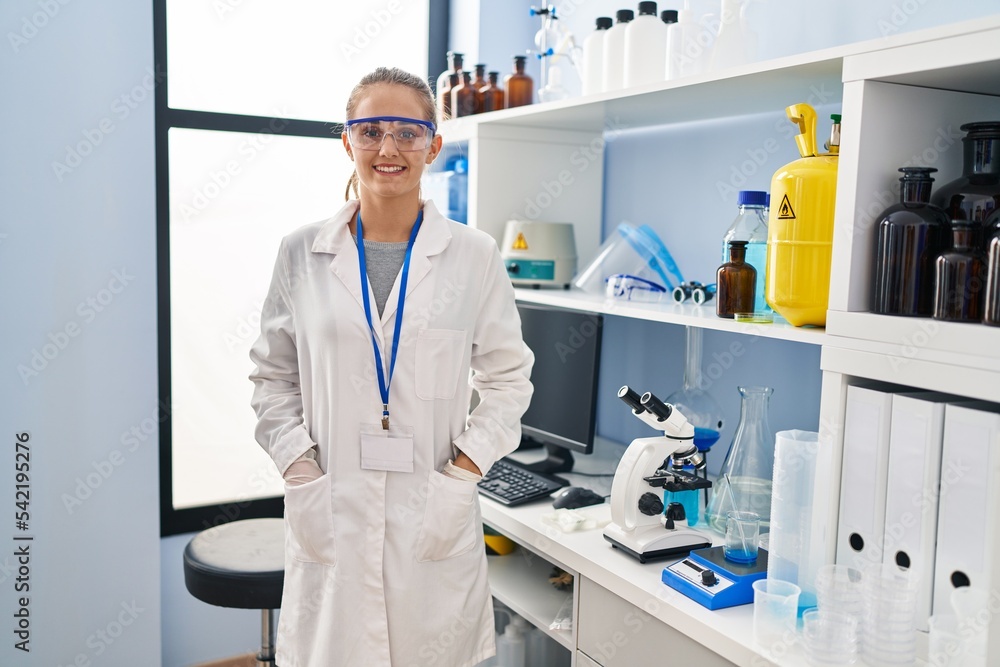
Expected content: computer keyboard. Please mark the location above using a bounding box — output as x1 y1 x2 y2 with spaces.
477 458 567 506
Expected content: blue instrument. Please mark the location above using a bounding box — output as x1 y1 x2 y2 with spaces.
662 546 769 610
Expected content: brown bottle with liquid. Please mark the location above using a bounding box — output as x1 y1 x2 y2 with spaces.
717 240 757 318
436 52 463 120
933 222 987 322
451 71 475 118
481 71 505 112
504 55 533 109
471 64 488 114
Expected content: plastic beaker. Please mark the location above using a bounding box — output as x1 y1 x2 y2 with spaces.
753 579 800 649
724 510 759 563
928 615 969 667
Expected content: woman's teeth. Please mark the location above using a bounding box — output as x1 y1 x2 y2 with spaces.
374 165 404 173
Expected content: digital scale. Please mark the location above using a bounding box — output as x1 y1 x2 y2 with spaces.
662 546 769 610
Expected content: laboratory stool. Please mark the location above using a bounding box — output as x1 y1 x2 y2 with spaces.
183 518 285 667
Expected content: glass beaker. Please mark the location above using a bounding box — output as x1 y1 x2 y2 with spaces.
705 386 775 534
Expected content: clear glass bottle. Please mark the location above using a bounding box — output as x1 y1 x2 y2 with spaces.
436 52 463 120
665 326 726 525
705 386 775 534
471 64 488 115
504 55 533 109
722 190 770 315
871 167 950 317
934 221 987 322
717 240 756 318
985 211 1000 326
480 71 505 112
931 122 1000 239
451 71 475 118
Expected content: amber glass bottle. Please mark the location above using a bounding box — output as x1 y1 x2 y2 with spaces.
436 52 463 120
934 222 987 322
504 55 533 109
717 241 757 318
871 167 949 316
451 71 475 118
481 71 505 112
471 64 488 114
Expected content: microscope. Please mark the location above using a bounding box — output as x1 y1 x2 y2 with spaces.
603 386 714 563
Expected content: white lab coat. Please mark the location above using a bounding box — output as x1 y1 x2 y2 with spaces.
249 199 533 667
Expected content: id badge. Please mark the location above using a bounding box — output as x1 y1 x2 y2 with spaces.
360 423 415 473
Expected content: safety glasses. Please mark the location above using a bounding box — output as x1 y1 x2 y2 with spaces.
344 116 436 152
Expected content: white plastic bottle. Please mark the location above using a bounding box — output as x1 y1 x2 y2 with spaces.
538 66 568 103
665 6 705 79
624 1 668 87
496 614 529 667
601 9 633 93
582 16 612 96
708 0 750 71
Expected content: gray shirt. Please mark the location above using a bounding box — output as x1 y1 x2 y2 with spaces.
354 236 408 317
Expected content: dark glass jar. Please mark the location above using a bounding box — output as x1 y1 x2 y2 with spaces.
451 71 475 118
932 122 1000 242
717 240 756 318
504 55 533 109
481 71 505 112
471 64 487 114
933 222 987 322
436 52 463 121
984 212 1000 326
871 167 950 316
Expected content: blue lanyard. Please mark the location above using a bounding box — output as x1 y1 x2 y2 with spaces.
356 209 423 429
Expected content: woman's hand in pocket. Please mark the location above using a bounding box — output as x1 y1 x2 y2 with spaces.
284 458 323 486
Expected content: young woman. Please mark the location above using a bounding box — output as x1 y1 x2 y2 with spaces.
249 67 534 667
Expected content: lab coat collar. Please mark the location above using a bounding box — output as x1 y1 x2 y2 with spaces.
311 199 453 332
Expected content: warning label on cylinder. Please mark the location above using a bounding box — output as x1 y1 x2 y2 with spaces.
777 194 796 219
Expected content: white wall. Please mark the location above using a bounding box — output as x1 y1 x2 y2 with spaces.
0 1 160 665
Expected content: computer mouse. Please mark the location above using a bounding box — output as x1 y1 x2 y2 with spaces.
552 486 605 510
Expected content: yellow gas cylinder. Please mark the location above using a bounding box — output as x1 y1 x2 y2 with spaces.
765 104 840 327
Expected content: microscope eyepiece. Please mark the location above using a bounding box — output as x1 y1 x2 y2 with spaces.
639 391 672 421
618 386 646 413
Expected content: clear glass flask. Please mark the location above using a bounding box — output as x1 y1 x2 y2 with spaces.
665 326 725 453
705 386 775 534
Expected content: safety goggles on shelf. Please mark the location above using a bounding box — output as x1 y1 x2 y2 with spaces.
344 116 436 152
605 274 667 302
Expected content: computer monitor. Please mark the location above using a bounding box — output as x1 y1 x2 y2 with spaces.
516 302 603 475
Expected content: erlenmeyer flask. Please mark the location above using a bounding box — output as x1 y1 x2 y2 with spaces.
705 386 775 534
665 327 724 452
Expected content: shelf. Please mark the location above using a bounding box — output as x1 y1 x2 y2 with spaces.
514 288 830 346
440 15 1000 138
487 550 574 651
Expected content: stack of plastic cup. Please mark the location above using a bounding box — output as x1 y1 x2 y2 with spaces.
815 564 863 617
860 563 917 666
802 609 860 665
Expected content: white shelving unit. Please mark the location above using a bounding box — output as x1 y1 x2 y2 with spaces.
446 14 1000 667
486 550 575 650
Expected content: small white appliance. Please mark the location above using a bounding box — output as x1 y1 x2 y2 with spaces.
500 220 577 288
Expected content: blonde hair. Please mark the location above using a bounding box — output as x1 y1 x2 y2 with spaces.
343 67 438 201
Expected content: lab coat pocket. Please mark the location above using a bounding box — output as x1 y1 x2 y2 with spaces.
283 473 337 565
415 470 479 562
415 329 467 400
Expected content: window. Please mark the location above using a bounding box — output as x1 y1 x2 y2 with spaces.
156 0 447 535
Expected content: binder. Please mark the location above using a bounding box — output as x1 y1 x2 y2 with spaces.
933 402 1000 621
882 392 950 632
836 385 894 573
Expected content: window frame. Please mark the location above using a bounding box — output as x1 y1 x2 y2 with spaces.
154 0 449 537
